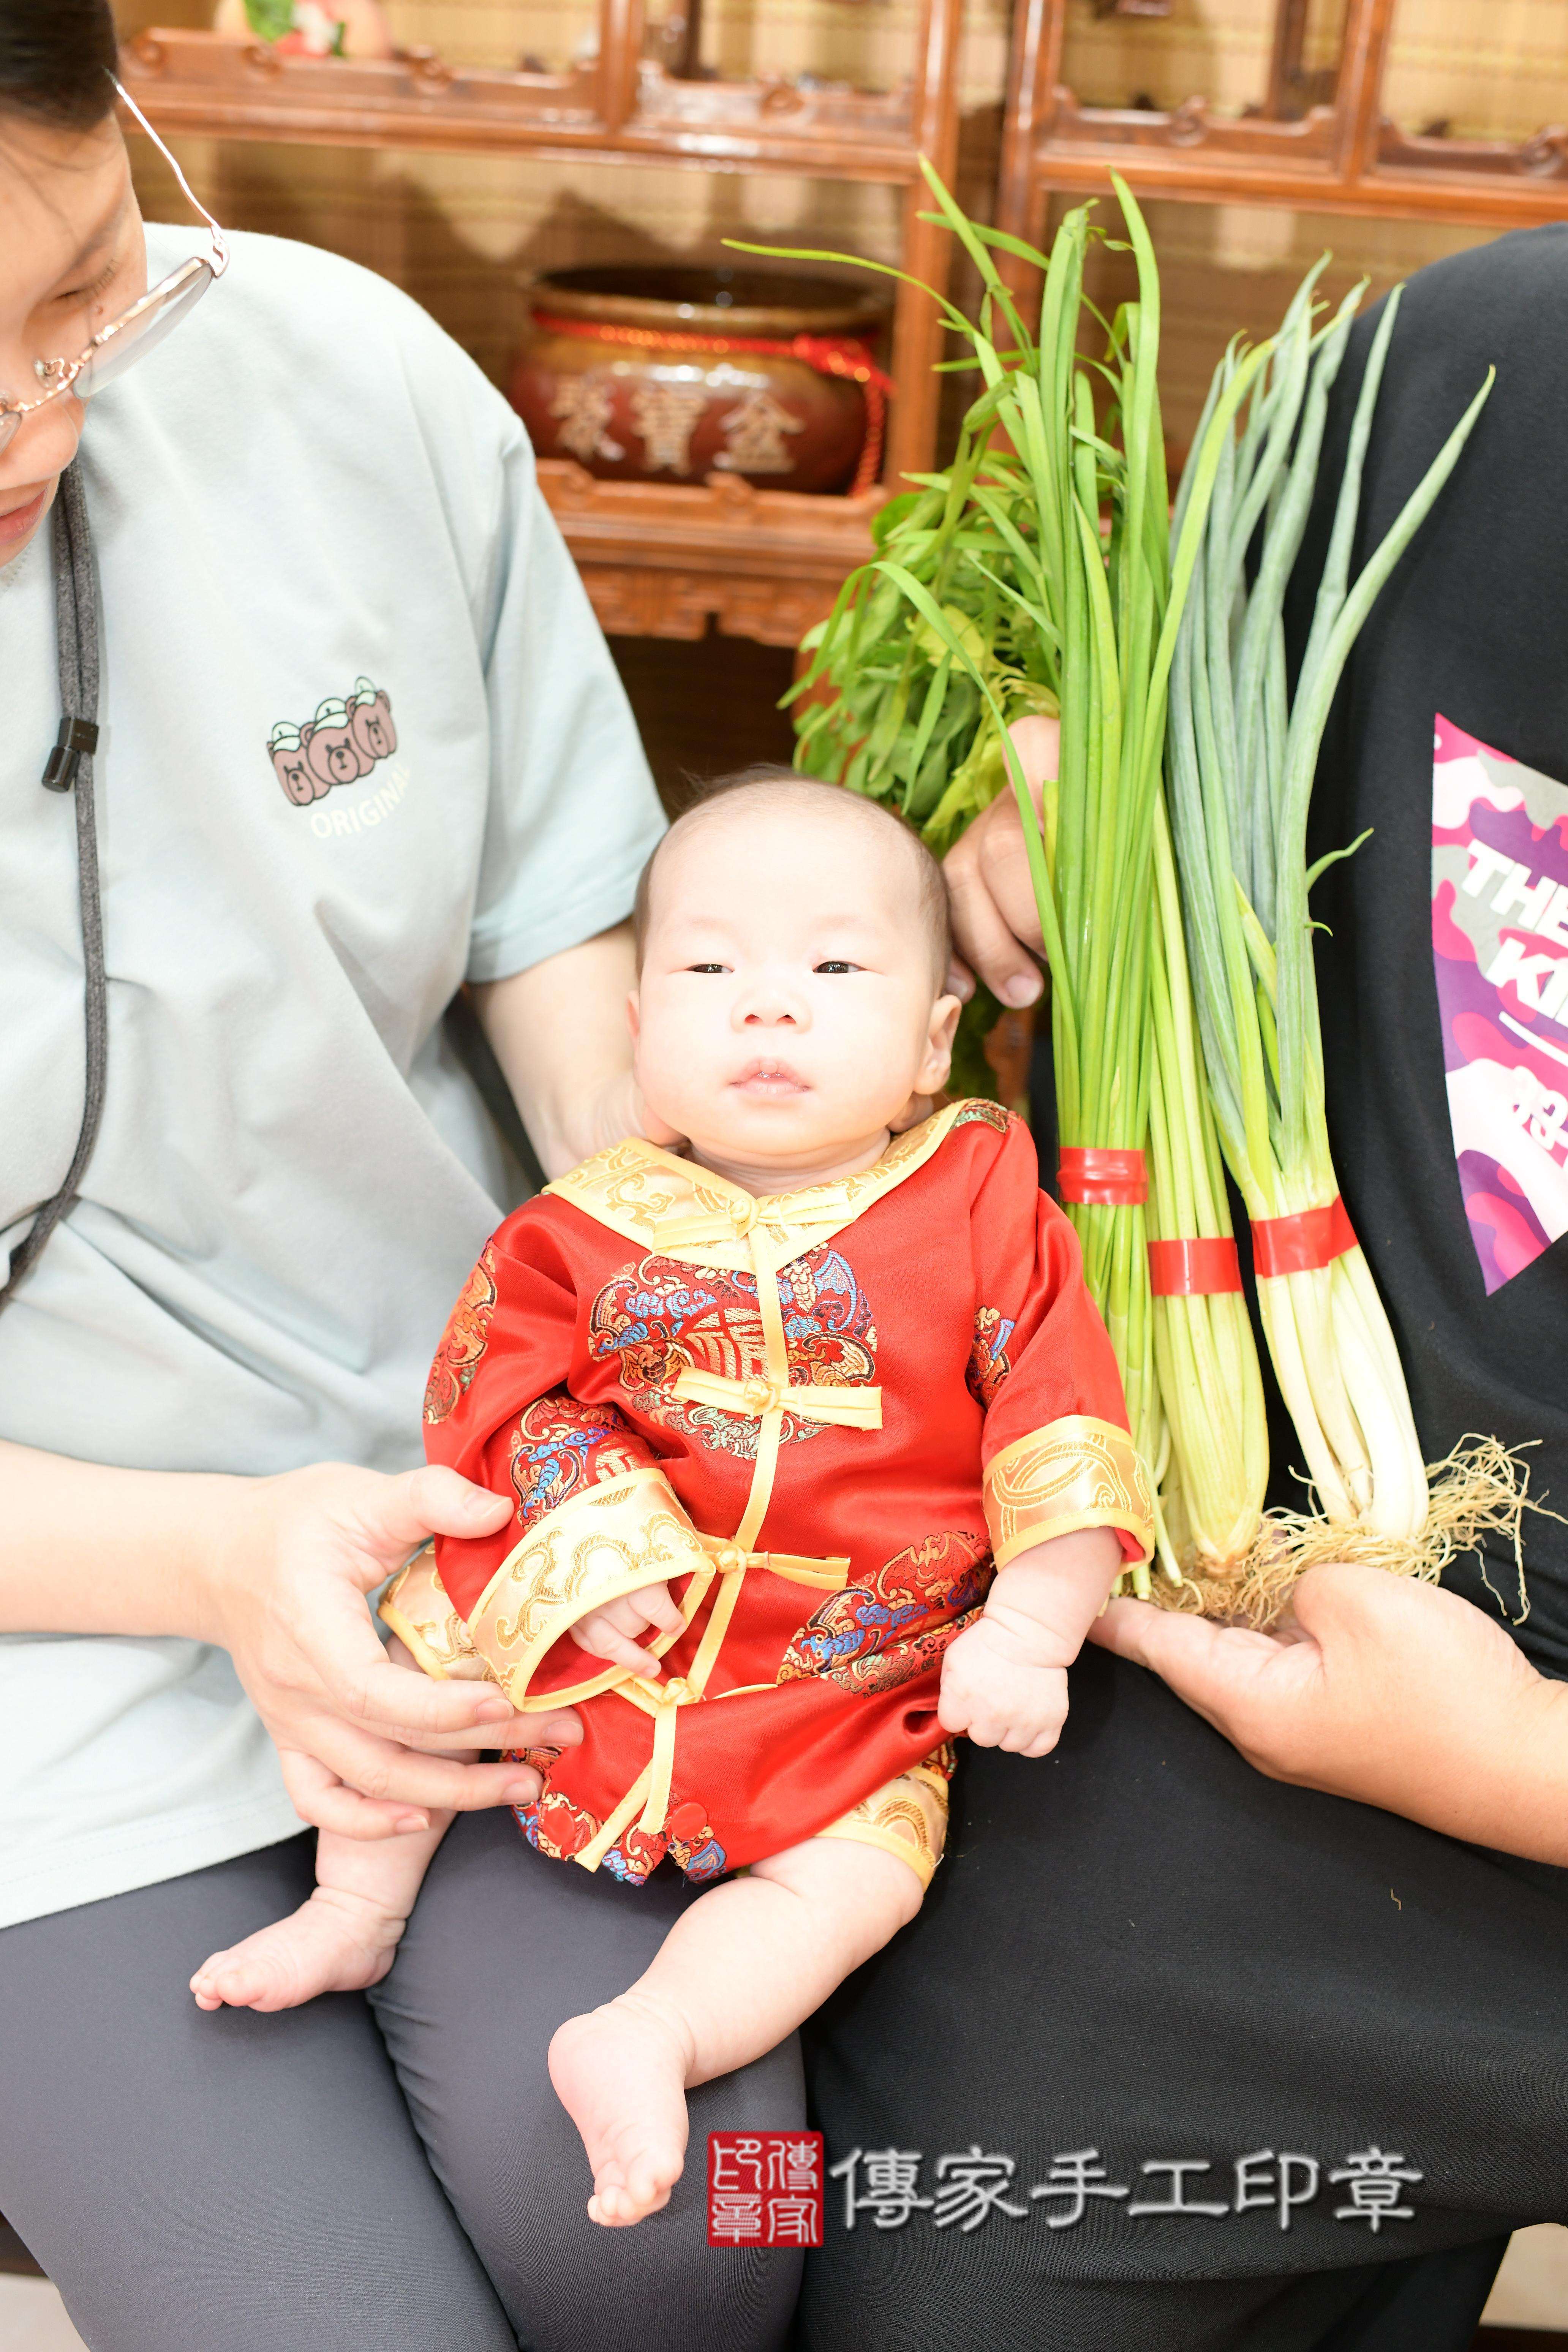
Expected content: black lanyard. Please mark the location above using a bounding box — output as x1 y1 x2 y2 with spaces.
0 462 106 1315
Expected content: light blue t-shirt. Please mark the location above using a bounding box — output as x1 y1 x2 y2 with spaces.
0 226 664 1927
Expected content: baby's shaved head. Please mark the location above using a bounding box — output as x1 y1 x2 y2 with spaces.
634 766 952 990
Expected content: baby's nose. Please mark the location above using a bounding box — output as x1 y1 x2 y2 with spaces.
735 981 806 1027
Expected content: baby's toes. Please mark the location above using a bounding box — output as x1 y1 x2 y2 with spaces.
588 2182 635 2228
190 1951 245 2009
629 2144 681 2208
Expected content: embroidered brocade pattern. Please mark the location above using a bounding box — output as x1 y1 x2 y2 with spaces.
379 1547 490 1681
423 1244 499 1423
778 1531 990 1691
984 1416 1155 1566
587 1248 876 1460
952 1099 1012 1133
508 1731 730 1887
599 1812 729 1889
507 1392 645 1527
816 1746 955 1886
966 1306 1016 1408
513 1781 602 1865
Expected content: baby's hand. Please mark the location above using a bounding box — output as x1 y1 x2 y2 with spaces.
939 1527 1124 1758
571 1581 686 1677
938 1613 1070 1756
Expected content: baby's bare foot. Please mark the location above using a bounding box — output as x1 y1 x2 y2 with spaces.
548 1993 693 2226
190 1889 406 2014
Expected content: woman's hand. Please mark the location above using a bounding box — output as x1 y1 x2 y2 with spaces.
942 714 1057 1007
1089 1563 1568 1865
212 1462 582 1840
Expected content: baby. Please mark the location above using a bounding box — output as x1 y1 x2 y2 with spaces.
192 768 1152 2227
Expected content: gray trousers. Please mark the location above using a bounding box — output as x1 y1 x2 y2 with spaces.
0 1811 804 2352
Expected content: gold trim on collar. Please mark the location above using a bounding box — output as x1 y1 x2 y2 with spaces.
984 1415 1155 1570
543 1099 977 1272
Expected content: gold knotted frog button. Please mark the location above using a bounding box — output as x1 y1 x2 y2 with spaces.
711 1543 748 1575
739 1373 781 1415
654 1675 699 1710
727 1197 758 1235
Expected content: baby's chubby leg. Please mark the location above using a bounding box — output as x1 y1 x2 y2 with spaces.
190 1802 452 2013
548 1836 923 2228
191 1633 456 2012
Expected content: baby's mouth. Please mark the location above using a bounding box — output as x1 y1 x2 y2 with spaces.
730 1058 809 1097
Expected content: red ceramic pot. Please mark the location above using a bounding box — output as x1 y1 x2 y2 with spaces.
509 263 891 496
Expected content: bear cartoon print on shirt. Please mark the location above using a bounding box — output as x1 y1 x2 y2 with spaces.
269 677 398 805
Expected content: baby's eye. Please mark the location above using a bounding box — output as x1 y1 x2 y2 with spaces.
813 960 859 975
687 963 730 975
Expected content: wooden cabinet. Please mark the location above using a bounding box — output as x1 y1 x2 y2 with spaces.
120 0 967 642
1000 0 1568 245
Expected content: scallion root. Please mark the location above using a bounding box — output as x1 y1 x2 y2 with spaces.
1146 1435 1551 1628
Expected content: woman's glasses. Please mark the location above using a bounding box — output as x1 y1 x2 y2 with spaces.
0 79 229 455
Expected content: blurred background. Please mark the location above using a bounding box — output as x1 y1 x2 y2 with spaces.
107 0 1568 803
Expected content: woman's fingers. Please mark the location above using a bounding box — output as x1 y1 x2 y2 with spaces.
945 838 1045 1007
1087 1597 1292 1743
360 1464 514 1563
1007 713 1061 789
940 715 1061 1005
341 1647 520 1738
512 1704 583 1748
395 1702 583 1756
301 1716 547 1813
278 1747 430 1840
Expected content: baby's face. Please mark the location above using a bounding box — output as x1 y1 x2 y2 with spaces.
632 803 961 1185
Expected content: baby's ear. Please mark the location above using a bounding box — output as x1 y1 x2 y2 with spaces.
930 989 963 1056
626 989 641 1042
918 991 963 1093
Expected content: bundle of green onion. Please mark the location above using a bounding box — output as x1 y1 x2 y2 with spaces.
735 169 1271 1589
741 175 1527 1614
1166 276 1494 1567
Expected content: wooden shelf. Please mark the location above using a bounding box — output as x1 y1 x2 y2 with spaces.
536 462 883 644
120 27 932 183
999 0 1568 259
120 5 961 630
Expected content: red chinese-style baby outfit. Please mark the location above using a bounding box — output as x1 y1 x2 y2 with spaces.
381 1101 1154 1889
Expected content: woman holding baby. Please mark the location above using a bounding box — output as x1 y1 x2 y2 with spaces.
0 5 1565 2350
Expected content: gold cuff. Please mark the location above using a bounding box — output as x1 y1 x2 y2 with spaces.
378 1545 492 1682
983 1415 1155 1569
467 1467 714 1709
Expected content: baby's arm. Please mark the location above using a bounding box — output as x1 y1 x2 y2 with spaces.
938 1524 1124 1757
952 1119 1156 1757
191 1637 453 2013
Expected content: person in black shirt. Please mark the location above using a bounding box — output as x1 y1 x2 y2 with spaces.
798 223 1568 2352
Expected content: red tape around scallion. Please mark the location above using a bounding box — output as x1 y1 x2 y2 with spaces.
1250 1197 1356 1279
1057 1148 1148 1207
1147 1237 1244 1296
